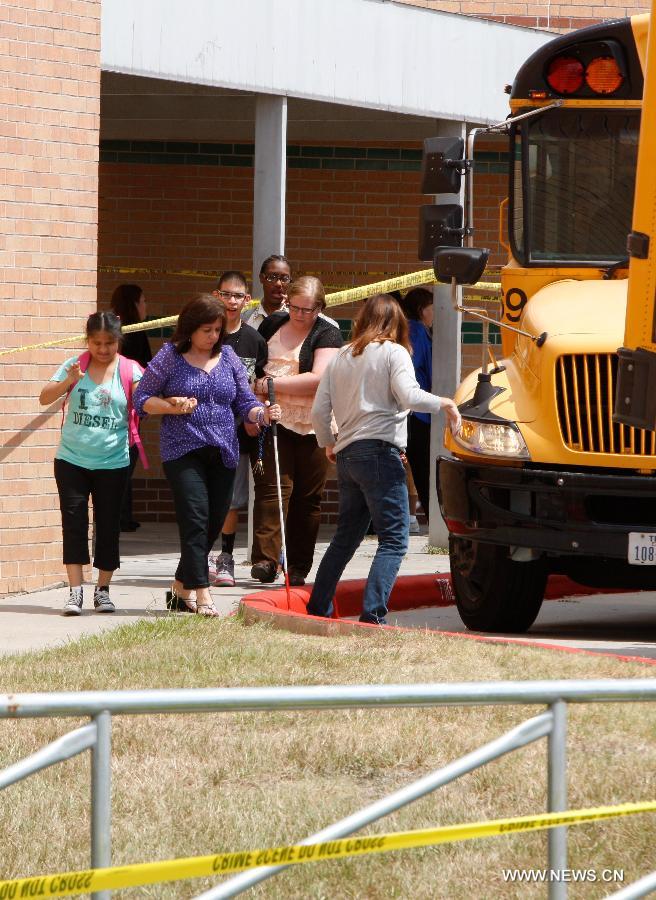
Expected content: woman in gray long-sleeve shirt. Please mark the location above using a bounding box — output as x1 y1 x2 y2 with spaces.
307 293 460 625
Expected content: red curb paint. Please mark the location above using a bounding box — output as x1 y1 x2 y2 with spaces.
241 573 656 667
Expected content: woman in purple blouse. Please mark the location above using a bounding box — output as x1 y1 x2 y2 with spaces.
134 294 281 616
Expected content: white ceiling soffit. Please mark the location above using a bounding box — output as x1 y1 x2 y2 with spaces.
101 0 552 125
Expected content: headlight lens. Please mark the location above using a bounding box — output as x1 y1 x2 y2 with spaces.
454 419 530 459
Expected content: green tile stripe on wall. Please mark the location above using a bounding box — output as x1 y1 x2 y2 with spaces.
99 140 508 173
462 322 501 345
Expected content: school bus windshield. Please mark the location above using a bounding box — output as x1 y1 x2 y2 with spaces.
511 108 639 265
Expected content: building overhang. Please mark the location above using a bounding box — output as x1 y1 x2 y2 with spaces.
101 0 553 126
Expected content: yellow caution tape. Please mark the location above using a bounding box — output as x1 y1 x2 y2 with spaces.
0 315 180 358
0 270 501 358
0 802 652 898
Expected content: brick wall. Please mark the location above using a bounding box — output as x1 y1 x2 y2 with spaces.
394 0 650 31
0 0 101 595
97 140 508 522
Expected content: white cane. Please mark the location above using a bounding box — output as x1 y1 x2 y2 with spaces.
267 377 291 607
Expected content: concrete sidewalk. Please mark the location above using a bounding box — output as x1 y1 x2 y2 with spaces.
0 524 445 656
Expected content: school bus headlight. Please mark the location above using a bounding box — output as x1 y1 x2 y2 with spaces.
454 419 530 459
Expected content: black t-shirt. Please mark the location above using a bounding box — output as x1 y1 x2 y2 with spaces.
223 323 267 381
223 323 268 452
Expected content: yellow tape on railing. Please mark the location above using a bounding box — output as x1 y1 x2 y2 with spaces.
0 270 501 358
0 801 652 897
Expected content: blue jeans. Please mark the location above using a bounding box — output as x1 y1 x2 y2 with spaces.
307 440 409 624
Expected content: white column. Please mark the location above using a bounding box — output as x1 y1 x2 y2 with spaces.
251 94 287 283
428 121 466 549
248 94 287 563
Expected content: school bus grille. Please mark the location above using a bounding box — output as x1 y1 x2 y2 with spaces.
556 353 656 456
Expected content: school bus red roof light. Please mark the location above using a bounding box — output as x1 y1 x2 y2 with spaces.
546 55 584 95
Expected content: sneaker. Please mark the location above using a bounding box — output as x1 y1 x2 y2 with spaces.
93 586 115 614
250 561 277 583
409 515 420 535
212 552 235 587
288 571 306 587
63 586 83 616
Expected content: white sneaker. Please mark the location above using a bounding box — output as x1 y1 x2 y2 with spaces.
409 515 420 535
63 586 83 616
212 552 235 587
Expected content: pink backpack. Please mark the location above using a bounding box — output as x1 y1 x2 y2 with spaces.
62 352 149 469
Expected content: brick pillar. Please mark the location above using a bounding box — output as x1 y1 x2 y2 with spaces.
0 0 101 594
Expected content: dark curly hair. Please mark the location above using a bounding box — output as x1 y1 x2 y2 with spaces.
171 294 226 356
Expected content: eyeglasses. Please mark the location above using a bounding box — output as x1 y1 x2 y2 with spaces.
262 273 291 284
216 290 247 301
289 303 319 315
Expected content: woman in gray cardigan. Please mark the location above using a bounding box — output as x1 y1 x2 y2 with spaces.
307 293 460 625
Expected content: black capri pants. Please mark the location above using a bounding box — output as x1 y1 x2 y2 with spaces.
54 458 130 571
163 447 236 590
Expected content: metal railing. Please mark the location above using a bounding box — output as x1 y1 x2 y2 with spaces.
1 679 655 900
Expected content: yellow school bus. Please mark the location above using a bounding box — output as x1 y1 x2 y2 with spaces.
429 12 656 633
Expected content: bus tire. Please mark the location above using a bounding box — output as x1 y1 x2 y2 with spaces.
449 537 546 633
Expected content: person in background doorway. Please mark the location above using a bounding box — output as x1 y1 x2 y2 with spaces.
209 270 267 588
133 295 280 616
39 312 143 616
399 287 434 524
110 283 153 532
307 294 460 625
243 254 292 330
250 276 343 585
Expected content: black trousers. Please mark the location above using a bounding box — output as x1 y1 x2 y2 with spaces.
406 415 431 522
163 447 236 590
54 458 130 571
120 444 140 527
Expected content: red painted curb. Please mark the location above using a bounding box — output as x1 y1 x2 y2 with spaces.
241 573 656 667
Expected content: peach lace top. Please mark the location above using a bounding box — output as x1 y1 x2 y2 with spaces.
264 330 314 435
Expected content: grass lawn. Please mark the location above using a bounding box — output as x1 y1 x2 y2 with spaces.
1 616 655 898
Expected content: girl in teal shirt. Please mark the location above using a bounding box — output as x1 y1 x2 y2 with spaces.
40 312 143 616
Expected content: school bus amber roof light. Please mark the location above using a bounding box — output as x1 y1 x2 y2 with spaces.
586 57 624 94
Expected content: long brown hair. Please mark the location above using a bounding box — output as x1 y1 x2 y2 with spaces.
110 283 143 326
171 294 226 356
349 294 411 357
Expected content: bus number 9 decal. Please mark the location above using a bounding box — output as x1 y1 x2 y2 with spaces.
505 288 528 323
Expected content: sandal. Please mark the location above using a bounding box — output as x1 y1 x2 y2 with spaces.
196 602 219 617
165 585 197 613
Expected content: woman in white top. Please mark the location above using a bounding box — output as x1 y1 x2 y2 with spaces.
251 276 343 585
307 293 460 625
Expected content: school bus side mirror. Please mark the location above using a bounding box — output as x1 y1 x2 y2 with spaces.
420 137 468 194
433 246 489 285
418 204 465 260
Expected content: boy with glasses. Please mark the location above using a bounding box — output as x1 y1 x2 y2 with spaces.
209 270 267 587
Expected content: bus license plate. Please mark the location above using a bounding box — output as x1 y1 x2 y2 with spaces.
628 532 656 566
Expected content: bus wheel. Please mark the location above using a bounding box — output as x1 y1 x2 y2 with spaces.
449 537 546 633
